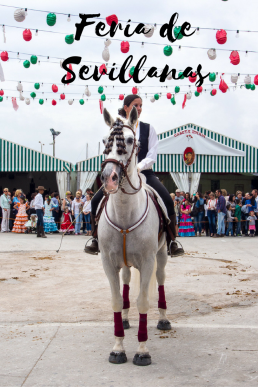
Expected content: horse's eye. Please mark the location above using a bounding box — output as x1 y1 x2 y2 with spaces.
126 137 134 145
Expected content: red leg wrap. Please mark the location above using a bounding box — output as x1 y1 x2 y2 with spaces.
138 313 148 342
114 312 124 337
158 285 167 309
123 284 130 309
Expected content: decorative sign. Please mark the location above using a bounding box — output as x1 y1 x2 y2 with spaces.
183 146 195 166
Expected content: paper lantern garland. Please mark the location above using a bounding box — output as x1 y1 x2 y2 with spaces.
102 45 110 62
130 67 135 76
251 85 256 91
175 86 180 93
23 60 30 68
230 51 240 65
85 86 91 97
68 99 73 105
52 100 57 106
150 97 155 103
79 99 85 105
34 83 40 90
119 94 124 100
98 86 104 94
132 87 138 95
106 14 118 26
65 34 74 44
174 26 183 40
25 98 30 105
167 93 172 99
189 73 197 83
207 49 217 60
0 96 3 102
244 75 251 84
178 72 184 80
30 55 38 64
39 99 44 105
210 89 217 96
219 77 228 93
209 72 216 82
171 96 176 105
197 86 203 93
99 64 107 75
195 91 200 97
121 41 130 53
14 8 26 22
46 13 56 26
30 92 36 99
52 84 58 93
186 92 192 100
154 93 159 100
245 84 251 90
254 75 258 86
0 51 8 61
17 82 23 92
23 29 32 42
164 45 173 56
231 74 238 83
216 29 227 44
60 93 65 100
0 89 4 96
144 24 154 38
101 94 106 101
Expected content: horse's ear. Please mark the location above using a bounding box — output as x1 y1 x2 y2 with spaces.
128 106 138 127
103 108 115 128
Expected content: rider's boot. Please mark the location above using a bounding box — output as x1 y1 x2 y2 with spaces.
167 214 184 257
84 214 99 255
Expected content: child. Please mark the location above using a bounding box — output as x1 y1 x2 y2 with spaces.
235 199 242 236
247 210 257 237
25 214 38 234
12 195 29 233
178 199 195 237
43 195 58 234
61 207 75 234
226 204 236 236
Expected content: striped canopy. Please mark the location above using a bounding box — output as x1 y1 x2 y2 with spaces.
0 137 72 172
77 123 258 174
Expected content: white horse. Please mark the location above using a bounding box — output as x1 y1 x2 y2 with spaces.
98 106 171 366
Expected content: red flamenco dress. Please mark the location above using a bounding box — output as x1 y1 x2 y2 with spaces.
12 203 28 233
61 212 74 232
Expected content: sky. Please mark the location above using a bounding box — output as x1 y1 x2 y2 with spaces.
0 0 257 164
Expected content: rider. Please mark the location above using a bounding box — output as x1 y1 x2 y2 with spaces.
84 94 184 256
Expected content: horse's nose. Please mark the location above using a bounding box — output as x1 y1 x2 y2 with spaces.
112 172 118 182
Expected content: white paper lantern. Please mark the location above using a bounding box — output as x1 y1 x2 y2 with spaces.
102 47 110 62
104 39 112 47
144 24 154 38
19 92 25 101
166 73 173 80
60 60 64 68
207 49 217 60
244 75 251 84
17 82 23 92
150 97 155 102
231 74 238 83
186 92 192 100
68 99 73 105
14 8 26 22
85 86 91 97
25 98 30 105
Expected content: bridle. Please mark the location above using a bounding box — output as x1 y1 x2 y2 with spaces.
101 123 142 195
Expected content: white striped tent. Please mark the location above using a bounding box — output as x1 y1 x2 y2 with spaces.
0 137 72 172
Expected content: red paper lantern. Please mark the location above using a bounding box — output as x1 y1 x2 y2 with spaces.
0 89 4 96
230 51 240 65
128 71 133 79
219 78 228 93
211 89 217 96
66 64 73 83
23 29 32 42
167 93 172 99
197 86 203 93
60 93 65 100
216 29 227 45
254 75 258 86
99 64 107 75
121 41 130 54
119 94 124 101
106 14 118 26
52 84 58 93
189 72 197 83
0 51 8 61
132 87 138 95
52 99 57 106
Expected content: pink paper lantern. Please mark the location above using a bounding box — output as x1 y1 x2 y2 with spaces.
189 72 197 83
197 86 203 93
132 87 138 95
106 14 118 26
230 51 240 65
167 93 172 99
119 94 124 101
52 84 58 93
99 64 107 75
121 41 130 53
0 89 4 96
0 51 8 61
52 99 57 106
211 89 217 96
254 75 258 86
60 93 65 100
216 29 227 45
23 29 32 42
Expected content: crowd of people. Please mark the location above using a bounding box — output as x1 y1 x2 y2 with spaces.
171 188 258 237
0 186 94 237
1 185 257 238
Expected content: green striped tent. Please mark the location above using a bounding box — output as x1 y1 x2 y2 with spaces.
0 137 72 172
77 123 258 174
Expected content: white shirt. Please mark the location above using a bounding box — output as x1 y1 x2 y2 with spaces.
34 193 44 210
72 199 83 214
135 121 159 172
83 200 91 213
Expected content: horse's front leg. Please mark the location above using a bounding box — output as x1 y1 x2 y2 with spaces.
156 243 172 330
121 266 131 329
133 259 155 367
102 259 127 364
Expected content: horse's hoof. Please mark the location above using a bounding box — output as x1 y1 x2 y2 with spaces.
123 320 130 329
109 351 127 364
133 353 152 366
157 319 172 330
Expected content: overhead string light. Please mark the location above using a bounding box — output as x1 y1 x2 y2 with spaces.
35 29 38 36
67 14 71 22
236 30 239 38
196 27 200 35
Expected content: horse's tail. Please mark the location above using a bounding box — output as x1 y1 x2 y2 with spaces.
130 256 157 306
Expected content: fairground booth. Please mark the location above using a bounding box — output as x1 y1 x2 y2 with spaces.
76 123 258 195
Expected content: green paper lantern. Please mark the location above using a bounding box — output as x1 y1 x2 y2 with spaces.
164 45 173 56
34 83 40 90
47 13 56 26
23 60 30 69
178 71 184 80
30 55 38 64
30 92 36 99
98 86 104 94
174 26 183 40
245 84 251 90
39 99 44 105
195 91 200 97
65 34 74 45
209 73 216 82
175 86 180 93
0 96 3 102
79 99 85 105
251 84 256 91
101 94 106 101
154 93 159 100
171 97 176 105
130 66 135 76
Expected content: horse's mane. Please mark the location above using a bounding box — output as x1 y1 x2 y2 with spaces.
103 117 129 156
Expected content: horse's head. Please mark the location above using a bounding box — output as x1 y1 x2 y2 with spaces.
101 106 138 194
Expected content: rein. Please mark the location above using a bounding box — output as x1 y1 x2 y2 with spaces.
101 124 142 195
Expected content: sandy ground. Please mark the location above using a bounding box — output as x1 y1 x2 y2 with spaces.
0 233 257 386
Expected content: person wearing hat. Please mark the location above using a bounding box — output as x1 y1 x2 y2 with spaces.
175 189 184 203
85 94 184 257
35 186 47 238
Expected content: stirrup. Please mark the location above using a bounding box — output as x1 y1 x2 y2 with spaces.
84 237 97 247
168 239 184 256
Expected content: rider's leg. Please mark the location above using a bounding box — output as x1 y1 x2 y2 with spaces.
84 188 104 254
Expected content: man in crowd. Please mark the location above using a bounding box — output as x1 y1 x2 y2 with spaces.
35 186 47 238
214 189 227 237
174 189 184 202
